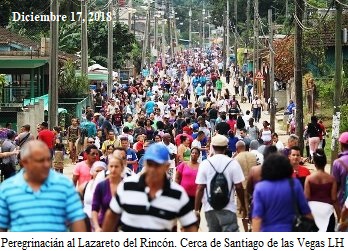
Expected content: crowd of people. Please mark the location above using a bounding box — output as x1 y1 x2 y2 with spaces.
0 47 347 232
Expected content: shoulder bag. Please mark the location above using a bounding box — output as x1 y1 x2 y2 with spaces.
289 178 319 232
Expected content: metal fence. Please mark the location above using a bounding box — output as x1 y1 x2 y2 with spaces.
58 95 92 127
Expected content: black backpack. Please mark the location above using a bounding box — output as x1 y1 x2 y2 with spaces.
206 159 233 210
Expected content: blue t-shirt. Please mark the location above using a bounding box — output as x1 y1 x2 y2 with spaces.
145 100 155 114
81 121 97 137
126 148 138 170
252 178 311 232
192 133 207 159
195 86 203 96
228 136 239 152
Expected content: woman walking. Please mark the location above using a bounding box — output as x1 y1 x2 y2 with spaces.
91 157 124 231
252 154 313 232
177 135 191 164
175 147 201 210
67 118 80 164
304 149 340 231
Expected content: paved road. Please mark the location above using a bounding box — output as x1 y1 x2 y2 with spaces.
62 76 294 232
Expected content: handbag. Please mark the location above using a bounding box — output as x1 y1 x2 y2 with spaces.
289 178 319 232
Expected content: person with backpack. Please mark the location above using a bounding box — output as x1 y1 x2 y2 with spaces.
332 132 348 210
195 134 247 232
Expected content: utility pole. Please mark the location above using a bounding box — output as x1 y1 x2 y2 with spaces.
222 9 227 75
107 0 114 97
147 2 152 67
331 1 343 166
49 0 58 128
246 0 251 47
141 1 150 70
202 1 205 49
189 4 192 49
286 0 289 20
234 0 238 68
294 0 304 153
268 9 275 132
226 0 230 72
169 6 174 58
161 0 166 68
208 10 211 45
128 0 132 32
154 0 158 53
81 0 88 77
173 11 178 46
253 0 259 95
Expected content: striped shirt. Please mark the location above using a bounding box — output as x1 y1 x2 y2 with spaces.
109 173 197 231
0 169 85 232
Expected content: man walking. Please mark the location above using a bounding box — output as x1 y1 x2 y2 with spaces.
195 134 247 232
333 132 348 209
0 141 86 232
103 143 198 232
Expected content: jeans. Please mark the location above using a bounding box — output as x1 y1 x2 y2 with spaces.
252 108 260 122
205 210 239 232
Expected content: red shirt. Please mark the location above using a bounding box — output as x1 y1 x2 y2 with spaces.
38 129 55 149
227 119 236 131
175 133 193 146
292 165 311 178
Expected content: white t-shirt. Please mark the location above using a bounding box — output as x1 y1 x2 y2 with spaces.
218 99 228 113
275 140 285 151
195 154 245 213
191 139 202 163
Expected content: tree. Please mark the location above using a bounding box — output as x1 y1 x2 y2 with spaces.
274 36 294 82
58 20 141 69
87 21 140 69
58 60 89 98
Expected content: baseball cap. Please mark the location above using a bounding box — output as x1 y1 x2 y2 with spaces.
143 143 170 164
211 134 228 146
192 123 199 130
339 132 348 144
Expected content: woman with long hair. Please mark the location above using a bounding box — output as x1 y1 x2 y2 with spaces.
91 157 124 232
307 116 322 162
304 149 340 231
175 147 200 210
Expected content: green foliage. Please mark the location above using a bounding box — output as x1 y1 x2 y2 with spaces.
58 60 89 98
58 21 140 69
303 15 334 76
316 79 335 107
341 105 348 132
0 74 5 103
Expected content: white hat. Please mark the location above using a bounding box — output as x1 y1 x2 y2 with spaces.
211 134 228 146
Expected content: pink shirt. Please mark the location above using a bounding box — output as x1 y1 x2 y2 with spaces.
176 162 198 197
73 161 92 186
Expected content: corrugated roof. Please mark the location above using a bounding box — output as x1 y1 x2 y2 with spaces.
0 27 38 49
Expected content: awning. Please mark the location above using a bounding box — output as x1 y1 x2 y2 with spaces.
0 59 48 69
76 71 108 81
23 94 67 114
